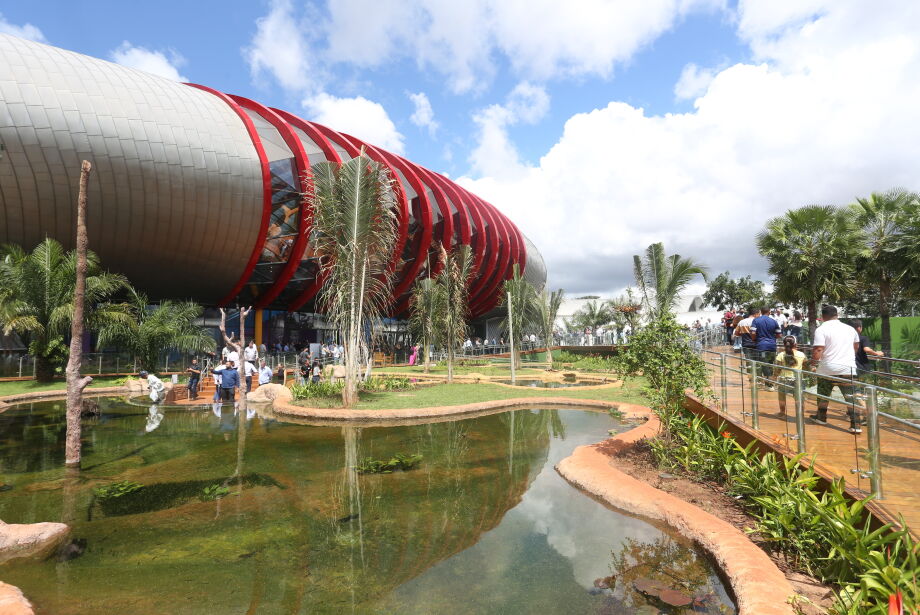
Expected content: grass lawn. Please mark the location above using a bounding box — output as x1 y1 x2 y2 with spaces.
294 377 648 410
0 376 126 398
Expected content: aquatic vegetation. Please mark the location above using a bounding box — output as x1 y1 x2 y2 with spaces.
199 484 230 502
93 480 143 500
356 453 423 474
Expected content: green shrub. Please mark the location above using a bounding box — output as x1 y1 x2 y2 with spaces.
94 480 143 500
199 484 230 502
356 453 423 474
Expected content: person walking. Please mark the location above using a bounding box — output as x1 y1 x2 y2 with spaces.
751 305 781 390
810 305 862 433
852 319 885 380
723 310 735 345
244 360 258 392
186 358 201 400
258 359 273 386
733 307 759 376
215 360 240 402
311 359 322 384
788 310 804 343
140 370 166 403
773 336 807 414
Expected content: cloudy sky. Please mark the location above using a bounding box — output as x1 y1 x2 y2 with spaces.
4 1 920 296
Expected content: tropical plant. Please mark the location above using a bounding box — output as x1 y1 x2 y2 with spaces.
408 276 443 373
534 289 564 368
568 299 612 332
96 289 214 372
499 264 538 369
850 189 917 357
0 238 130 381
757 205 860 340
437 243 474 383
633 242 708 320
311 153 398 407
355 453 423 474
608 288 642 335
702 272 770 312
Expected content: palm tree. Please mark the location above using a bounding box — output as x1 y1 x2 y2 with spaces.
500 265 538 369
437 244 474 383
408 275 443 373
757 205 859 339
851 189 917 356
96 289 215 372
633 242 708 320
534 289 564 368
0 239 129 381
311 153 398 407
569 299 612 332
608 289 642 337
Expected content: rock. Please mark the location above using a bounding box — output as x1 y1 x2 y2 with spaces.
246 383 293 403
323 365 347 381
125 378 146 394
0 582 34 615
0 520 71 565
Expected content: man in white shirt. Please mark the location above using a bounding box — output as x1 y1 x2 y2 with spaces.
140 371 165 403
227 347 240 368
244 360 258 392
810 305 861 433
244 341 258 363
258 360 273 386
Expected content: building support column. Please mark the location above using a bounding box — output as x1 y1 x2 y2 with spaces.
254 308 263 347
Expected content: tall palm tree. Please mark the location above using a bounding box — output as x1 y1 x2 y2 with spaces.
408 275 443 373
632 242 708 320
569 299 612 332
0 239 129 381
500 265 538 369
311 153 398 407
756 205 859 339
96 288 215 372
534 289 564 368
437 243 474 383
851 189 916 356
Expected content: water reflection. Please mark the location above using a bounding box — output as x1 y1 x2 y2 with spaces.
0 402 734 614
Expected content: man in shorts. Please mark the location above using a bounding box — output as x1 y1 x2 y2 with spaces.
810 305 861 433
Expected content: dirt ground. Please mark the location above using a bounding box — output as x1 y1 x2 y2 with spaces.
602 438 836 615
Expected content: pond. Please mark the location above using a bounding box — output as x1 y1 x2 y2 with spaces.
493 378 605 388
0 398 735 614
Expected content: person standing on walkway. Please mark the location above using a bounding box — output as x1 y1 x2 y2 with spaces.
774 336 807 414
311 359 322 384
723 310 735 345
810 305 861 433
788 310 804 343
244 341 258 364
215 360 240 402
186 358 201 400
733 307 759 374
244 360 258 393
751 305 781 390
258 359 273 386
852 319 885 380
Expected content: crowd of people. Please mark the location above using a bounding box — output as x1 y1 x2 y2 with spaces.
720 304 885 434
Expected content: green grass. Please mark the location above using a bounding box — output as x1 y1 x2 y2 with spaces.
293 378 648 410
0 376 126 398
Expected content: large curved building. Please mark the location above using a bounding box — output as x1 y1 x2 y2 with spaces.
0 34 546 320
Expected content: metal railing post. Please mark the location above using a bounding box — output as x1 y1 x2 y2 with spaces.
116 357 119 374
865 385 883 499
750 361 760 429
794 370 807 453
719 354 728 412
164 356 170 373
98 354 102 375
18 355 23 378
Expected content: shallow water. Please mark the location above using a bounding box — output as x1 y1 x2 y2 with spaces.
493 378 604 388
0 398 735 614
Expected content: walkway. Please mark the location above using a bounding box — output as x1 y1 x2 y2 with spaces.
691 347 920 534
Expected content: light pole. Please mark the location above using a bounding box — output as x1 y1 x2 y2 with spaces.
508 291 515 385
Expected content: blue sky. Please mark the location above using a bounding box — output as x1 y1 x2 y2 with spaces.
3 1 920 296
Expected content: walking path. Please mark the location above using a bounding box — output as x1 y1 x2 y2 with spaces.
691 348 920 534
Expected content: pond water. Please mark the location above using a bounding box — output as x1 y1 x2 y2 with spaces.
493 378 604 388
0 398 735 614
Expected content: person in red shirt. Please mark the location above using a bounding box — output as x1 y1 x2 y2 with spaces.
723 311 735 345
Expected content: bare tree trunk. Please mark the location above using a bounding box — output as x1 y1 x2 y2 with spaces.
806 300 817 346
879 278 892 374
423 344 430 374
65 160 94 468
219 307 251 402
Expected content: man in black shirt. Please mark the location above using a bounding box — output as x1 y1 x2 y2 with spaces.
852 320 884 377
187 358 201 400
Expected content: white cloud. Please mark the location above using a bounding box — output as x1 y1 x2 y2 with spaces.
244 0 317 92
304 92 406 154
674 62 716 100
0 13 47 42
322 0 725 93
469 82 549 178
408 91 438 136
109 41 188 82
459 0 920 294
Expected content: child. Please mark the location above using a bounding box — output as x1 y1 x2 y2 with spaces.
773 336 807 414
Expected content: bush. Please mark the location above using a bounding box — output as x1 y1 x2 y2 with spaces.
291 375 415 401
556 351 617 372
356 453 423 474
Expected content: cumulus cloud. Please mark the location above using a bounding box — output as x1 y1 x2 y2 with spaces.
304 92 406 154
469 82 549 178
0 13 47 42
323 0 725 93
674 62 716 100
408 91 438 136
244 0 317 92
459 0 920 295
109 41 188 82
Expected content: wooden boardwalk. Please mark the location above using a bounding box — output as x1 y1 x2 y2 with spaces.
693 348 920 534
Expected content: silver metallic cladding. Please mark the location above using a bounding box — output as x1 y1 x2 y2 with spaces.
522 234 547 292
0 34 263 302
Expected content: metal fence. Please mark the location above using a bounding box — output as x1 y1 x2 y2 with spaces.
693 343 920 533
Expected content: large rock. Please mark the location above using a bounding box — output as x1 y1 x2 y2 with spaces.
324 365 347 381
0 520 70 565
246 383 293 403
0 582 34 615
